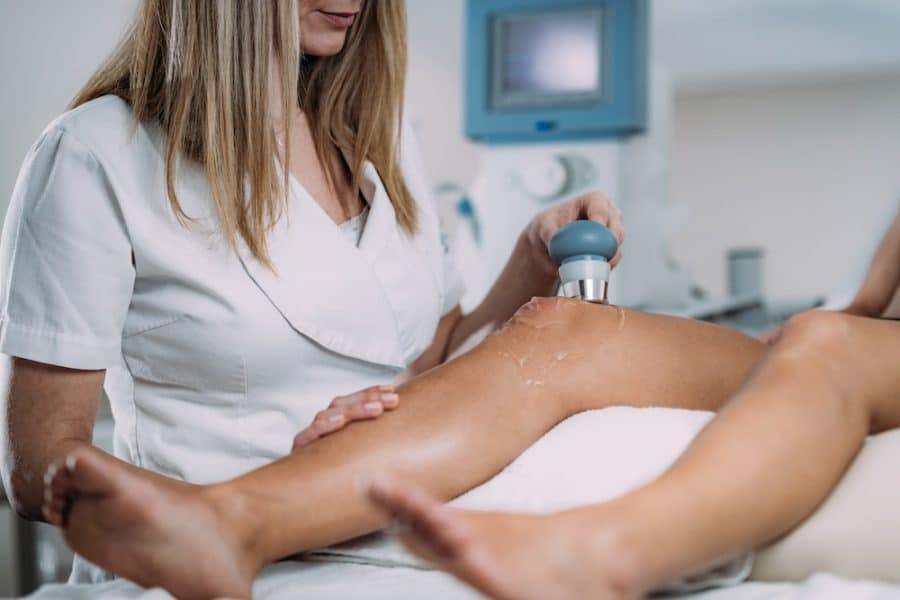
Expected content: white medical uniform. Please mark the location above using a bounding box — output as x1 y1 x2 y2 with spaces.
0 95 464 579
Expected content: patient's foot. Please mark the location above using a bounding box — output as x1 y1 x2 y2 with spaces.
42 447 259 600
369 478 644 600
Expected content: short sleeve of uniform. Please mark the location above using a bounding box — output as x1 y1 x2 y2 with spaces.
399 122 466 316
0 127 134 369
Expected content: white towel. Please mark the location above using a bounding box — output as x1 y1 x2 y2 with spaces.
306 407 752 591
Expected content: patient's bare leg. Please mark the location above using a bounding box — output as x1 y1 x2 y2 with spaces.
44 298 764 599
373 311 900 600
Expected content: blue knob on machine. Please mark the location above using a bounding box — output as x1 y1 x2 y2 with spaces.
548 220 618 303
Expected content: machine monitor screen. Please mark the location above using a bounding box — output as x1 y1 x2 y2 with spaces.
492 7 605 110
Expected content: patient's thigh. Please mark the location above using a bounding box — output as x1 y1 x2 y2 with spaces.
752 428 900 583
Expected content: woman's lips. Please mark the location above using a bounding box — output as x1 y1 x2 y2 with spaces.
319 11 357 28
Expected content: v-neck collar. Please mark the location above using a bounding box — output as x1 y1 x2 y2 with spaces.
233 158 406 367
283 159 393 260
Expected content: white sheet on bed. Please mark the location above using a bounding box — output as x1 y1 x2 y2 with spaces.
311 406 714 568
23 564 900 600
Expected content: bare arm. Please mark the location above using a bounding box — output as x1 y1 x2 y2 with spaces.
846 208 900 317
0 357 101 520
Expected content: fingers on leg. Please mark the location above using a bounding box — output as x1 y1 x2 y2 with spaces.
293 386 400 451
344 401 384 420
333 386 399 412
293 410 346 449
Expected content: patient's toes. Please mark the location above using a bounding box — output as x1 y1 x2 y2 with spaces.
46 489 68 511
371 479 439 526
40 458 76 525
397 487 443 530
45 462 67 498
44 500 67 525
42 503 61 525
417 508 473 560
65 448 119 496
398 495 469 558
370 478 472 561
50 461 74 495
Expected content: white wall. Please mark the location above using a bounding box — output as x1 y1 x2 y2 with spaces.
669 76 900 301
404 0 477 189
654 0 900 93
0 1 139 212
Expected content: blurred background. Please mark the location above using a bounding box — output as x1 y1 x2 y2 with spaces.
2 0 900 595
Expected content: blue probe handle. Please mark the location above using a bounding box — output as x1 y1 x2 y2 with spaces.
548 220 619 264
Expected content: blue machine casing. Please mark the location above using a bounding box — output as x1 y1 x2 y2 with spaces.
465 0 648 143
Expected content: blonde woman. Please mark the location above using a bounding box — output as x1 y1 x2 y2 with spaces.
0 0 623 589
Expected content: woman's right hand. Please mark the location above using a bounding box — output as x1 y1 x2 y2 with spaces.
292 385 399 451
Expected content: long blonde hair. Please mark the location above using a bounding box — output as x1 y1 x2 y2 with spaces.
71 0 416 266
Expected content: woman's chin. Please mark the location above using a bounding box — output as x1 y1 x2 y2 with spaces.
300 34 348 57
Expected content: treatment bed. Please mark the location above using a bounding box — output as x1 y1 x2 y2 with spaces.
21 407 900 599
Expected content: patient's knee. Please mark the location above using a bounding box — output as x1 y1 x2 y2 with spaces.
774 310 864 407
488 297 624 388
503 296 623 336
779 310 854 361
507 296 581 329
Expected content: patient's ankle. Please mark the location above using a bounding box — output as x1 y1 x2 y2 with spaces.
203 482 270 574
558 505 649 598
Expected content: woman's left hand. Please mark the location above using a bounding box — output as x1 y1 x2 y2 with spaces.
523 191 625 274
292 385 399 451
